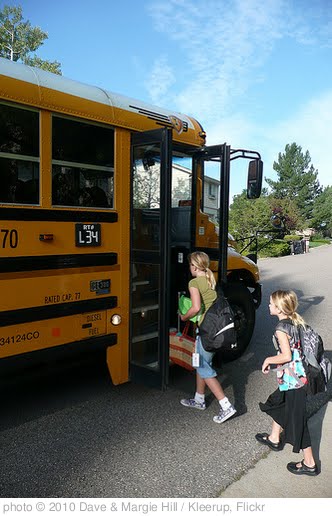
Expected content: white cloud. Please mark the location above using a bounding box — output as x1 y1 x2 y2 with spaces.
265 90 332 188
146 0 332 118
147 0 285 118
145 0 332 194
217 90 332 193
144 56 176 105
204 114 266 198
286 1 332 47
187 90 332 197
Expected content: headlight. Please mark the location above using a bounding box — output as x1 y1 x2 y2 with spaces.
111 314 122 326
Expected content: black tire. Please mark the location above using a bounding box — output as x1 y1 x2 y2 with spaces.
213 282 255 365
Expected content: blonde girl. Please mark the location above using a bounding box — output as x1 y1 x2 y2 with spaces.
179 251 236 424
256 289 318 476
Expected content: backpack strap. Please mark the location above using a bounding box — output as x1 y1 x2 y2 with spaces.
275 318 294 333
275 318 301 344
273 319 293 351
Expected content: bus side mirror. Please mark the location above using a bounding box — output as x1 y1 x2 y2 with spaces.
270 214 286 235
247 159 263 199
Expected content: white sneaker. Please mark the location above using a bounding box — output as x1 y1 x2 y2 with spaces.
213 405 236 423
180 398 206 410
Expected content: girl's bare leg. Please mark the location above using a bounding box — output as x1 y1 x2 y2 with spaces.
197 373 226 401
302 447 316 467
196 372 206 395
270 420 283 443
204 377 226 401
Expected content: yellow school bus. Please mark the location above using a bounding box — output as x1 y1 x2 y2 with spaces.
0 57 263 388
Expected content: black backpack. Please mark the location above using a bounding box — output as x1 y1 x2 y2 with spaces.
199 293 237 353
276 319 331 395
298 324 332 394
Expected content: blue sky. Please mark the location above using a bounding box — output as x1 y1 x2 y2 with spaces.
2 0 332 198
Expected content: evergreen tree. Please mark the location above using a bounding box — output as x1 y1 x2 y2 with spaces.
266 143 321 221
312 186 332 236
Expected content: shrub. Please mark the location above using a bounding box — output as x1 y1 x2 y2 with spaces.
258 240 290 258
283 234 301 241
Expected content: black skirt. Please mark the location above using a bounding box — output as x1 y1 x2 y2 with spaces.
259 386 311 453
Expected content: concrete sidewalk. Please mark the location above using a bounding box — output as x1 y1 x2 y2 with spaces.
219 401 332 498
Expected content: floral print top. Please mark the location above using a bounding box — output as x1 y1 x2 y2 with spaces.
273 320 308 391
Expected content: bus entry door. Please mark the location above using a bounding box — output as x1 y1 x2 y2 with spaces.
130 128 172 389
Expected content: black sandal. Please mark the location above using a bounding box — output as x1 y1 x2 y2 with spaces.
287 459 318 476
255 432 283 451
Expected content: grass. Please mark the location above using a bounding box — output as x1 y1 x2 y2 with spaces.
310 240 331 248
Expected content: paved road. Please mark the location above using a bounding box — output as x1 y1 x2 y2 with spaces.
219 401 332 498
0 246 331 498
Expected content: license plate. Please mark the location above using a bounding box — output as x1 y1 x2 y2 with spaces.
75 223 101 246
90 279 111 293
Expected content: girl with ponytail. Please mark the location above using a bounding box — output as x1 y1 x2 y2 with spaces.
256 289 318 476
179 251 236 424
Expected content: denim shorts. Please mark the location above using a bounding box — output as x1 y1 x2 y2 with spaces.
195 334 217 379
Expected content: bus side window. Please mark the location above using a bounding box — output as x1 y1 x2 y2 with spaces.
0 159 39 205
80 185 109 207
52 116 114 209
15 178 39 204
0 103 39 205
92 186 108 207
1 158 15 203
52 167 77 206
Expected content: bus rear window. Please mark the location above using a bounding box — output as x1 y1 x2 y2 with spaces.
0 103 39 205
52 117 114 208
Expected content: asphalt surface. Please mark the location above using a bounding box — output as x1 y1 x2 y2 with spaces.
219 400 332 498
0 245 331 498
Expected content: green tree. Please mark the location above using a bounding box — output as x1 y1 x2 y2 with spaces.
311 186 332 236
229 190 272 241
266 143 321 222
229 190 305 255
0 5 61 74
24 55 61 75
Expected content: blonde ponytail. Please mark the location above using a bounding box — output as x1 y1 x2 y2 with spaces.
205 268 216 290
271 290 306 328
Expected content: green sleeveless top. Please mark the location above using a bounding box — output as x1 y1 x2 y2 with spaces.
188 276 217 325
